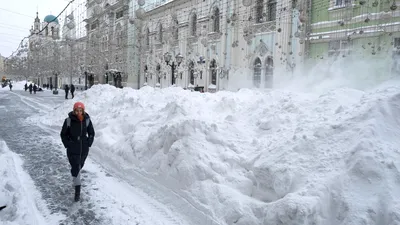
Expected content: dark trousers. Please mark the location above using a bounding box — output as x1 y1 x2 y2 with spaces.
67 153 88 177
71 91 74 99
65 92 69 99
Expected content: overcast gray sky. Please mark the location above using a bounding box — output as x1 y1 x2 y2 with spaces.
0 0 70 57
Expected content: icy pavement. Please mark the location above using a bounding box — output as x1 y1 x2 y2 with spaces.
0 89 205 225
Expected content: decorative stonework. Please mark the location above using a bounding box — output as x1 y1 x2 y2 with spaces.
251 21 276 33
187 36 198 45
243 33 254 45
254 40 269 57
207 32 222 41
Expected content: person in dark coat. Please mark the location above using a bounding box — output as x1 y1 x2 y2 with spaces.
9 83 12 91
33 84 37 94
28 83 33 94
24 83 28 91
60 102 95 201
70 84 75 99
64 84 70 99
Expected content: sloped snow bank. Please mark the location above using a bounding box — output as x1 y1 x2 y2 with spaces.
28 78 400 224
0 141 61 224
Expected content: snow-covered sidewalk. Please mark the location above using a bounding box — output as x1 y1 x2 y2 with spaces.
0 140 62 224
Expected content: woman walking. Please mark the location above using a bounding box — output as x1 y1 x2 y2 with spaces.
60 102 95 201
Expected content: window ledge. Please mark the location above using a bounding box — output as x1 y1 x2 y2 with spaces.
328 4 355 11
207 32 222 40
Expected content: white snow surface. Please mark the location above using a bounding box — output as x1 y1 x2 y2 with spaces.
0 140 62 224
6 58 400 224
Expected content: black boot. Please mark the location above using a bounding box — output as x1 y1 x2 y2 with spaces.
74 185 81 202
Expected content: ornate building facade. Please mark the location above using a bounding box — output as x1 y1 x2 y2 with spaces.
27 12 61 87
0 54 4 74
308 0 400 77
85 0 130 87
128 0 308 91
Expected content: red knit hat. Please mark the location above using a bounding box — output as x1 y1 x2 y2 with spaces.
73 102 85 110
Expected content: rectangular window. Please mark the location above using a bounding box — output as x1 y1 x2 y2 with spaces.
105 36 108 51
268 0 277 21
328 40 352 57
116 11 123 19
335 0 351 6
253 67 261 87
255 0 264 23
191 16 197 36
91 20 98 30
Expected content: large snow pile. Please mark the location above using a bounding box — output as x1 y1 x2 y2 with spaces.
29 61 400 224
0 141 60 224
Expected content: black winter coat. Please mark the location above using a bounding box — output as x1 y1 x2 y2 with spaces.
60 112 95 155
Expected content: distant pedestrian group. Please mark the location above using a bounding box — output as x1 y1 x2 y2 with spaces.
64 84 75 99
24 83 38 94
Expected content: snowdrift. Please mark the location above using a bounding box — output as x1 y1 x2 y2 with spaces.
28 71 400 224
0 141 58 224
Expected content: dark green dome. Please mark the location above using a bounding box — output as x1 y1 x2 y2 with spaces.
44 15 59 24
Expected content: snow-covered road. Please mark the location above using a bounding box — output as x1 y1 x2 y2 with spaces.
0 89 215 225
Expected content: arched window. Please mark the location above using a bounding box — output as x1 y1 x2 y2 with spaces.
156 64 161 83
90 34 95 48
173 19 179 40
212 7 220 32
105 35 108 51
255 0 264 23
265 57 274 88
253 58 262 88
191 13 197 36
144 65 148 83
146 28 150 46
189 60 195 85
268 0 277 21
210 59 217 85
158 24 163 43
115 23 122 48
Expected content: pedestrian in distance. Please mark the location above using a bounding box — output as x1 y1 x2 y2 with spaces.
60 102 95 202
64 84 70 99
70 84 75 99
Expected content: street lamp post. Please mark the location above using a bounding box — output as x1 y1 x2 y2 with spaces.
164 52 183 86
84 71 88 90
53 71 59 94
